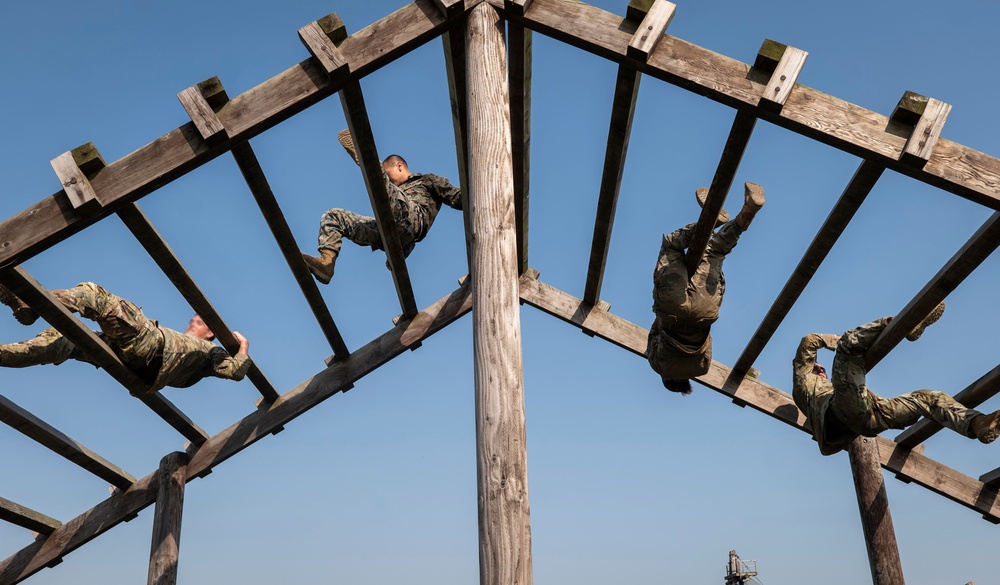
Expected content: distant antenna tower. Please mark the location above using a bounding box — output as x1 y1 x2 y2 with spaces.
725 550 763 585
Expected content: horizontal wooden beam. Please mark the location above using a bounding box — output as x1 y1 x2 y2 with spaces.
340 81 419 319
0 281 472 584
0 268 209 446
0 394 135 489
865 211 1000 370
895 362 1000 448
517 273 1000 522
516 0 1000 211
0 497 60 536
730 159 884 380
0 0 454 272
116 203 280 403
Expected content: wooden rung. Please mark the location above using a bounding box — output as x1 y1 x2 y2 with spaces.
505 0 535 16
757 41 808 112
0 497 61 535
177 83 227 144
626 0 675 62
298 19 348 79
50 150 100 210
432 0 463 18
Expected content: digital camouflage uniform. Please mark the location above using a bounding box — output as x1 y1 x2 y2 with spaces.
792 317 982 455
0 283 251 395
646 219 748 382
316 172 461 258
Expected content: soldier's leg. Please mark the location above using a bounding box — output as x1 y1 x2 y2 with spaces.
49 283 151 342
827 317 892 431
655 222 697 274
870 390 982 437
0 328 80 368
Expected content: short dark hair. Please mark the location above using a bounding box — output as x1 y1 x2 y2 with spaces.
383 154 408 167
662 378 692 395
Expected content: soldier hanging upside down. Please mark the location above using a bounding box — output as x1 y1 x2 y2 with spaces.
300 129 462 284
0 282 251 394
792 303 1000 455
646 182 765 395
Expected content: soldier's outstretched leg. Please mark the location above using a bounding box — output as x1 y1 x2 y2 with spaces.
303 208 382 284
871 389 994 442
0 328 79 368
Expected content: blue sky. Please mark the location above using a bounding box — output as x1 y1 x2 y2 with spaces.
1 1 999 583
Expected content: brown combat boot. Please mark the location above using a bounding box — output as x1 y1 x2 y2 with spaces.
906 301 945 342
302 250 338 285
970 410 1000 444
734 182 765 229
337 129 359 166
695 187 729 227
0 283 38 326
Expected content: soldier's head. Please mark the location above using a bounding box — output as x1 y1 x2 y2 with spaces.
813 363 827 379
383 154 410 186
662 378 692 395
185 315 216 341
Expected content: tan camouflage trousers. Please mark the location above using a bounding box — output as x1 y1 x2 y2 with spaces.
316 174 418 257
829 317 980 438
0 283 163 379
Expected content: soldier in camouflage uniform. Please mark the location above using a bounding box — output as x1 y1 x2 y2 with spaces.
647 182 765 395
792 305 1000 455
301 130 462 284
0 282 251 395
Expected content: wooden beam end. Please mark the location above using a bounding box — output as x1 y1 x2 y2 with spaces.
196 76 230 109
753 38 787 73
433 0 464 18
317 12 348 46
890 90 928 126
70 142 106 178
626 0 656 22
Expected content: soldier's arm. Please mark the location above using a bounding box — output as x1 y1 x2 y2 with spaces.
792 333 840 380
426 174 462 210
210 342 252 382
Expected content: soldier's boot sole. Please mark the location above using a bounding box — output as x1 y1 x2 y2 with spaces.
302 251 336 285
0 283 38 326
337 129 360 166
972 410 1000 444
695 187 729 227
906 301 945 342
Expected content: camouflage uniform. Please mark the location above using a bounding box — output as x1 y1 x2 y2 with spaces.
316 172 461 258
646 219 747 382
793 317 982 455
0 283 251 394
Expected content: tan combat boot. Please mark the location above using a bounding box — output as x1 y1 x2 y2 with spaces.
337 129 359 166
301 249 338 285
695 187 729 227
906 301 945 341
970 410 1000 444
735 182 765 229
0 283 37 325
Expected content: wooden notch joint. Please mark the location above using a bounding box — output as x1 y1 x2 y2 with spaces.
626 0 676 62
433 0 464 18
51 143 105 211
891 91 951 167
626 0 656 23
756 40 807 113
505 0 535 17
298 14 349 81
177 77 230 145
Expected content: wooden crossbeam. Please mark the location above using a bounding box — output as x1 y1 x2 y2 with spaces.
441 21 474 268
754 39 808 113
340 81 419 319
0 268 209 446
625 0 675 62
230 142 351 360
49 150 100 212
0 281 472 584
0 394 135 489
891 91 952 168
0 497 60 536
507 5 533 274
865 211 1000 370
517 273 1000 522
683 110 757 276
116 203 280 403
896 362 1000 448
729 160 885 380
298 17 349 81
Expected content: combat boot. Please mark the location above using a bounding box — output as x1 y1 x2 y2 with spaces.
302 249 338 285
970 410 1000 444
906 301 945 341
337 129 359 166
695 187 729 227
734 182 765 229
0 283 37 325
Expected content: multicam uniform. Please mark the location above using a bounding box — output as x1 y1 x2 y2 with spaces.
792 317 981 455
316 172 462 258
0 283 251 395
646 219 748 382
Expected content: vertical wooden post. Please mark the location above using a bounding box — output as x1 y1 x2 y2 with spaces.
147 452 188 585
467 4 533 585
847 437 905 585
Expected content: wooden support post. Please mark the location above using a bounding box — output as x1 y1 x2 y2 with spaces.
865 211 1000 370
0 268 209 446
891 91 951 168
896 362 1000 448
754 39 808 113
442 20 474 269
116 202 281 403
340 81 420 319
847 437 906 585
147 452 188 585
683 110 757 276
0 497 61 536
0 394 135 489
507 5 533 274
729 160 885 381
467 5 533 585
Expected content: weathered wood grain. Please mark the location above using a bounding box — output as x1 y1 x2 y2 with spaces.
0 498 61 536
467 5 533 584
49 151 99 211
758 43 807 112
0 394 135 489
901 97 950 168
625 0 674 62
847 437 905 585
298 21 349 79
146 452 187 585
176 85 227 144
